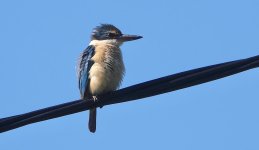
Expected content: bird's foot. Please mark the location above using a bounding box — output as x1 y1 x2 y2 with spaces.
92 95 104 108
92 96 98 102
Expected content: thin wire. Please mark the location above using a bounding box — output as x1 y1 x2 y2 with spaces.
0 55 258 133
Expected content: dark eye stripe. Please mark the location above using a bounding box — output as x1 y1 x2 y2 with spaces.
108 33 117 38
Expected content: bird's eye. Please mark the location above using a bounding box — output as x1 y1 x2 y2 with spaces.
108 33 117 38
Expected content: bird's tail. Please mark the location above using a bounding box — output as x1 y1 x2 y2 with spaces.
88 108 96 133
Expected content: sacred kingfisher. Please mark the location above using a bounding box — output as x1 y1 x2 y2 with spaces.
77 24 142 133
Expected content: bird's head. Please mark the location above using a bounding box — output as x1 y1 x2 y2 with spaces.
90 24 142 46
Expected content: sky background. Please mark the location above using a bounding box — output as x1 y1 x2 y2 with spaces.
0 0 259 150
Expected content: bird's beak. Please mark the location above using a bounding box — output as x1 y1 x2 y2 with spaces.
118 34 143 42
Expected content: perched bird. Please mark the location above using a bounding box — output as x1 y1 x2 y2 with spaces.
77 24 142 133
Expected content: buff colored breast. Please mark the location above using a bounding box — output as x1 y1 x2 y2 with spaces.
88 44 125 95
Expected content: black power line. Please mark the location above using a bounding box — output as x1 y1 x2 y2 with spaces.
1 55 258 133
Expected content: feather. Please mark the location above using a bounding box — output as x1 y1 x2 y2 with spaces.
77 45 95 98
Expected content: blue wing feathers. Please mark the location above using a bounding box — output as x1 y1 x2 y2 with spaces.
77 45 95 98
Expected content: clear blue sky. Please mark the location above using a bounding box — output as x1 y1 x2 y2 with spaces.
0 0 259 149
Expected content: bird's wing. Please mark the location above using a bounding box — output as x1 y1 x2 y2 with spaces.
77 45 95 98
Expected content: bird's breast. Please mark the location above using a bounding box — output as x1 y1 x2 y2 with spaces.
88 44 125 95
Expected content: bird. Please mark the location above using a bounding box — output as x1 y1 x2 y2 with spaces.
77 24 142 133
